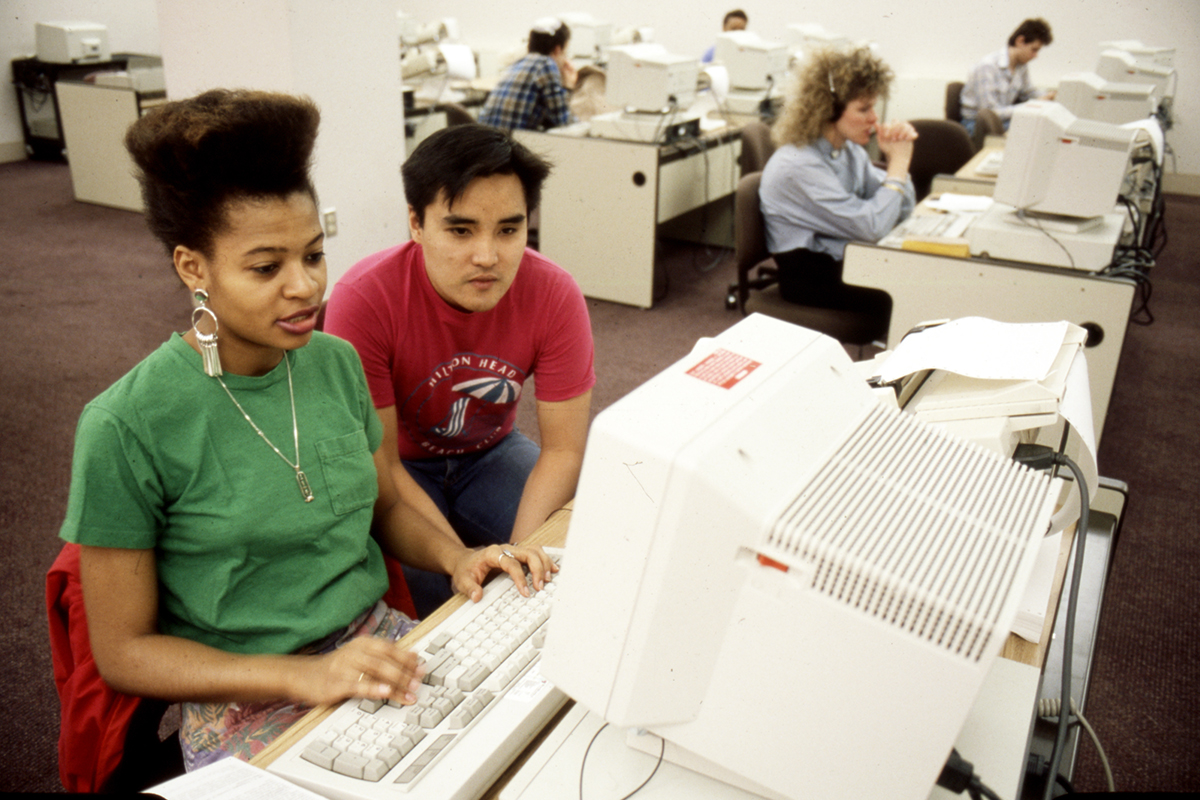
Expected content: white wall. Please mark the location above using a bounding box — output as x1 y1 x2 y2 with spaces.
2 0 161 160
4 2 1197 205
401 0 1200 177
156 0 408 286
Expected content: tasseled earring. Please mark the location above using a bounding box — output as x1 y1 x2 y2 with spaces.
192 289 223 377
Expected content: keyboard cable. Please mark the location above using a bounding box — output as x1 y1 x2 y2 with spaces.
579 723 665 800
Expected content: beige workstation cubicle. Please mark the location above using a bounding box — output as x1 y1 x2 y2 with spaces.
515 123 742 309
56 63 166 212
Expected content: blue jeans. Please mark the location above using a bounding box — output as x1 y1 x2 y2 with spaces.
400 431 540 617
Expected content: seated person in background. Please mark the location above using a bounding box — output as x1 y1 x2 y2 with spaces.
961 18 1055 136
759 46 915 324
62 90 555 771
478 17 578 132
324 124 595 618
701 9 749 64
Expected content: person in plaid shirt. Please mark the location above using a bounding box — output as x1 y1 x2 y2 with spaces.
960 18 1056 136
478 17 577 132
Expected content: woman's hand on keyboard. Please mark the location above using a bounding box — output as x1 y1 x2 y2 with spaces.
451 543 560 603
296 637 424 706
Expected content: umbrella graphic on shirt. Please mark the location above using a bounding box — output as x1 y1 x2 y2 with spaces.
431 397 469 438
453 376 523 405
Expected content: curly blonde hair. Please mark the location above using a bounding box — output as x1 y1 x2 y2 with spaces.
771 46 895 147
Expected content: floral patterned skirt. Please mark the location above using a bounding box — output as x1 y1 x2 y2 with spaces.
180 600 417 771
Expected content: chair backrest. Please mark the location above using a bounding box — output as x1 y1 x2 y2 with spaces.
47 543 143 792
735 171 769 278
945 81 965 122
908 119 976 201
971 108 1005 152
442 103 475 126
738 121 776 175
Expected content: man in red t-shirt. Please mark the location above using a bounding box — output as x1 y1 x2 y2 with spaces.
325 125 595 615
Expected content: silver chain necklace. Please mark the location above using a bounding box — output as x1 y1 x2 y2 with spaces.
216 352 314 502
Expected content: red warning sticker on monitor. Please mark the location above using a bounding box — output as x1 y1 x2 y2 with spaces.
686 348 761 389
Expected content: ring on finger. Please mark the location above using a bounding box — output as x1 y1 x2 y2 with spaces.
498 548 515 565
357 672 365 682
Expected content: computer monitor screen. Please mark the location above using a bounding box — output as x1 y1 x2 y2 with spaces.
604 43 699 112
713 30 788 90
542 314 1058 800
993 100 1137 219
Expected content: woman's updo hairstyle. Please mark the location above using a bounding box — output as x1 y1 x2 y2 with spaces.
124 89 320 258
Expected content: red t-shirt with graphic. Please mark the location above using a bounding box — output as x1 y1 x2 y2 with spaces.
325 241 595 460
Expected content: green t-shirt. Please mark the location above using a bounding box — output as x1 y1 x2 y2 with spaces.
60 332 387 655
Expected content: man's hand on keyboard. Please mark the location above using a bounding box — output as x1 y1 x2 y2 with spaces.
451 543 560 603
297 637 425 707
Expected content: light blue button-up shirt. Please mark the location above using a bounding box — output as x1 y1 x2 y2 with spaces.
759 138 915 260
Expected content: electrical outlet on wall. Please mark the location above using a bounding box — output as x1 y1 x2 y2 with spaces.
322 208 338 237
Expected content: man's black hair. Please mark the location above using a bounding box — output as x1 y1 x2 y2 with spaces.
402 124 553 225
1009 18 1053 47
529 21 571 56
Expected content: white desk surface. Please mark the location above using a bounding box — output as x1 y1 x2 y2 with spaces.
501 657 1040 800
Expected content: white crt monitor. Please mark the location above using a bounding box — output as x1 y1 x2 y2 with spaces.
1057 72 1157 125
541 314 1059 800
1100 39 1174 68
557 12 613 60
713 30 789 90
1096 48 1176 99
785 22 850 57
604 43 699 112
994 101 1137 219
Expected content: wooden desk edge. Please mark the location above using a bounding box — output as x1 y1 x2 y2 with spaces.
1000 523 1076 668
251 502 573 769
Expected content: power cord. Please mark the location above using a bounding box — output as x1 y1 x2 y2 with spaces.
1012 444 1092 800
1037 698 1115 792
936 748 1004 800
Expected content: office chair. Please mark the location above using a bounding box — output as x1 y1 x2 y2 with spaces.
971 108 1005 152
442 103 475 126
47 543 184 793
738 121 776 175
945 81 965 123
725 172 886 349
908 119 976 201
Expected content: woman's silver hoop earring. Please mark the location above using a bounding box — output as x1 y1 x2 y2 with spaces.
192 289 223 377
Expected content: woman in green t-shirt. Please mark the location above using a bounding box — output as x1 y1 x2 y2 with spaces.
59 89 557 772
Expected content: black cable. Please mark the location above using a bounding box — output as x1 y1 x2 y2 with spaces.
1013 446 1091 800
578 723 665 800
936 748 1004 800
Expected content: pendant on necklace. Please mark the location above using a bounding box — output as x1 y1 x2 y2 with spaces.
296 470 315 503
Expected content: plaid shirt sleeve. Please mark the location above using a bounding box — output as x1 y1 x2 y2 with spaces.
961 50 1036 123
478 55 576 132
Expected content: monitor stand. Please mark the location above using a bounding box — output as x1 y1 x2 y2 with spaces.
966 202 1125 271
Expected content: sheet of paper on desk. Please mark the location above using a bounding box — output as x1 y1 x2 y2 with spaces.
702 65 730 99
150 756 324 800
439 43 477 80
1012 530 1063 642
876 317 1073 384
